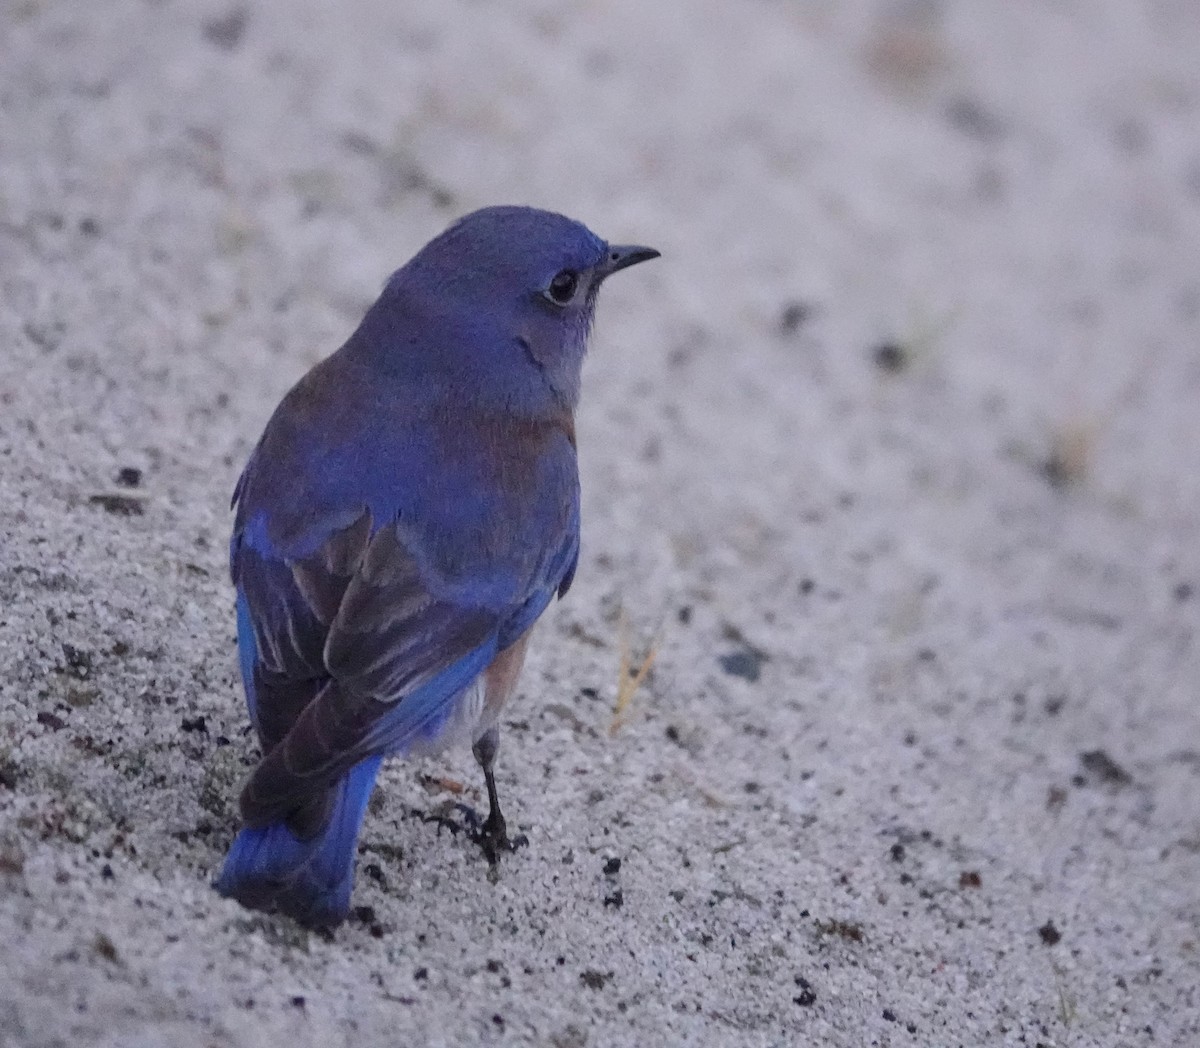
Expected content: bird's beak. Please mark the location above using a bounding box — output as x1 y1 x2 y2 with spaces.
598 243 661 278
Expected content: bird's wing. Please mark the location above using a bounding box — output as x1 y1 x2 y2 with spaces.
232 494 578 831
236 518 509 829
232 507 371 749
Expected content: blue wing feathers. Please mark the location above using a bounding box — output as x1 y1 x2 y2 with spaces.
235 590 260 728
362 637 498 754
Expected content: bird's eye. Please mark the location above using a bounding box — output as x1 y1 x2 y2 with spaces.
546 269 579 305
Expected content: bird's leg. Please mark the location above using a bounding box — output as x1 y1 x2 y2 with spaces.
470 726 527 865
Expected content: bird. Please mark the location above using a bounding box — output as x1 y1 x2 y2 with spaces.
214 205 659 927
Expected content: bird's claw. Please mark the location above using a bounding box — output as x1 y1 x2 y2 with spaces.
419 801 480 837
419 803 526 865
471 810 528 867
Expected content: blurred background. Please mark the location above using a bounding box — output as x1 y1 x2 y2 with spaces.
1 1 1198 1045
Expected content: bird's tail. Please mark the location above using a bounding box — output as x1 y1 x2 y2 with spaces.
215 754 382 927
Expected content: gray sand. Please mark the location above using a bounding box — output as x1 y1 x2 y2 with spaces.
2 1 1199 1045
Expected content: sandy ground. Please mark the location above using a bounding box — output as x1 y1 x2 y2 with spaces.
2 1 1199 1045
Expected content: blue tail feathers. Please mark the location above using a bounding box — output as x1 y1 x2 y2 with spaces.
215 754 382 927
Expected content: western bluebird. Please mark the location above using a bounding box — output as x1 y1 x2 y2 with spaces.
214 206 658 927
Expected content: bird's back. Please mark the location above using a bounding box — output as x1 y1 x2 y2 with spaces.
230 329 581 754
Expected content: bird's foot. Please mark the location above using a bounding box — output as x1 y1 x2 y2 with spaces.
470 808 528 868
417 803 527 867
418 801 480 838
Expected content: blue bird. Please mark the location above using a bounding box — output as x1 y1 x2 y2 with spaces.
215 206 658 927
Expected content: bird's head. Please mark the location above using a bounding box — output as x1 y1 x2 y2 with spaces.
372 206 659 416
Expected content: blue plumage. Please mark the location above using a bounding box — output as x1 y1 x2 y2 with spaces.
216 755 383 928
215 206 657 926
